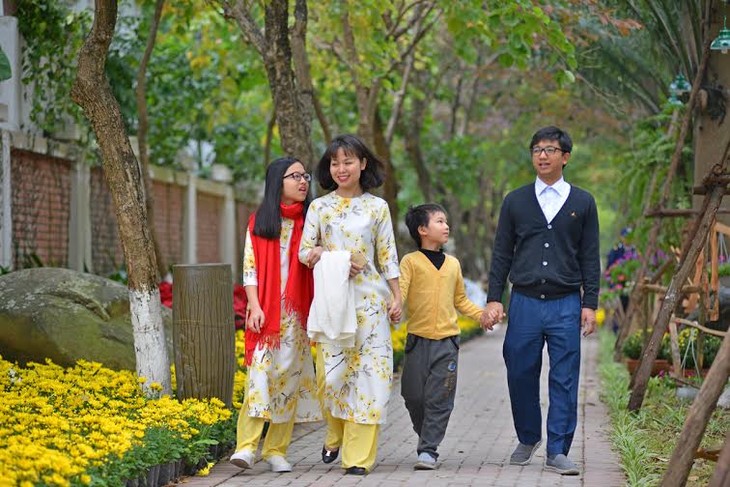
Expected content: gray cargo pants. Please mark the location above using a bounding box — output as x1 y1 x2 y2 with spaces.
400 333 459 459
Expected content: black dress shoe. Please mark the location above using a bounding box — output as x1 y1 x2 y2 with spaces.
321 446 339 464
345 466 366 475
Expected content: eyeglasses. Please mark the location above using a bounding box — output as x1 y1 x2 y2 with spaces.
282 172 312 182
531 146 564 156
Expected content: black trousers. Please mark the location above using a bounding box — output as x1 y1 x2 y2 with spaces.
400 333 459 459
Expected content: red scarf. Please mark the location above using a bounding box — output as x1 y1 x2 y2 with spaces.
244 202 313 366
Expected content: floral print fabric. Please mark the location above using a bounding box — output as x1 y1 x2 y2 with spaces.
299 192 400 424
242 219 321 423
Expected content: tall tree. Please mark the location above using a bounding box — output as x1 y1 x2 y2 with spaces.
72 0 171 395
217 0 315 167
308 1 590 244
394 0 587 276
311 0 440 222
136 0 167 278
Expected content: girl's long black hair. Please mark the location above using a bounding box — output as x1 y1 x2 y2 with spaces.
253 156 311 239
315 134 386 191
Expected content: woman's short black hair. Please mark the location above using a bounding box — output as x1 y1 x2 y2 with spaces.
529 126 573 153
404 203 447 247
315 134 386 191
253 156 311 239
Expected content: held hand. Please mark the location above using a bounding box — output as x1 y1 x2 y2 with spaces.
388 297 402 323
484 301 505 329
480 310 494 331
306 246 324 268
246 307 265 333
349 260 365 277
581 308 596 337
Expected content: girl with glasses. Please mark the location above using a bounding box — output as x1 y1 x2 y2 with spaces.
230 156 321 473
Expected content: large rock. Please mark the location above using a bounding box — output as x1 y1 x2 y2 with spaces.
0 268 172 370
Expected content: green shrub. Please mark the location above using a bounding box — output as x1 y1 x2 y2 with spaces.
621 329 671 360
716 262 730 277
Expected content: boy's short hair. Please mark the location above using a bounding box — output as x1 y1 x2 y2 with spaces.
405 203 447 247
529 126 572 153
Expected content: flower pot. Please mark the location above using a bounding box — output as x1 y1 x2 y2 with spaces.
625 358 672 376
146 465 159 487
682 367 711 378
158 463 171 485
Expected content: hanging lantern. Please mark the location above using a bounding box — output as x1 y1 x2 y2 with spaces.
669 74 691 96
711 16 730 54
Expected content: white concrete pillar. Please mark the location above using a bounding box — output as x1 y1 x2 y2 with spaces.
183 172 197 264
210 164 236 278
0 129 11 269
68 161 92 272
220 185 237 278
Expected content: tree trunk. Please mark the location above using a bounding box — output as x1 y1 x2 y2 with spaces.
374 111 399 226
222 0 314 167
71 0 171 396
290 0 319 166
264 112 276 166
403 92 434 201
263 0 314 166
136 0 167 279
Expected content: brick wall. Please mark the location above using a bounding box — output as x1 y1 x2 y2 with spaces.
196 193 222 264
152 180 184 271
89 166 124 275
8 148 249 280
11 149 71 268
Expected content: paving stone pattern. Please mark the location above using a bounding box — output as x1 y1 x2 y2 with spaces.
182 327 626 487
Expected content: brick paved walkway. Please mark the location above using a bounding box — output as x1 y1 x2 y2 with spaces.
182 328 625 487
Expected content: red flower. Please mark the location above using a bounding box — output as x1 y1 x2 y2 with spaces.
159 281 173 308
233 284 247 330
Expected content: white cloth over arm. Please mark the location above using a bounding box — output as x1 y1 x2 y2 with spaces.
307 250 357 347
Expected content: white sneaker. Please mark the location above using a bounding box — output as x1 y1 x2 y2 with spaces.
230 449 255 469
414 452 437 470
267 455 292 473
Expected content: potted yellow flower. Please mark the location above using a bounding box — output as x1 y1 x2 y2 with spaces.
622 329 672 375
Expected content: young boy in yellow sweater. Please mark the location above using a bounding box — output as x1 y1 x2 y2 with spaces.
399 203 489 470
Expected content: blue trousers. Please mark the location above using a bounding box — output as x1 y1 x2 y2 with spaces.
503 292 581 457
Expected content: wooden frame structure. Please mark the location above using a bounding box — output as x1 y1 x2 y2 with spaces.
604 8 730 481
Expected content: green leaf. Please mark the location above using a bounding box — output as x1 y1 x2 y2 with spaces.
558 69 576 85
0 46 11 82
497 52 514 68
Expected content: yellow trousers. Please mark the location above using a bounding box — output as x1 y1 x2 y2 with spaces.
235 397 295 460
317 344 380 471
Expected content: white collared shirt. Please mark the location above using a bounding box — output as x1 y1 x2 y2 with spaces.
535 177 571 223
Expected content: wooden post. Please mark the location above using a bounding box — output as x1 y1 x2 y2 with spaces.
708 430 730 487
629 174 726 411
660 332 730 486
173 263 235 407
711 223 720 321
668 320 683 377
684 249 705 315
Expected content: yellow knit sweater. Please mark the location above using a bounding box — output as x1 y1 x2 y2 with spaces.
399 251 483 340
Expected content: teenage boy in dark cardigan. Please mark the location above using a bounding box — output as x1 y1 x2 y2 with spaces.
484 126 600 476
